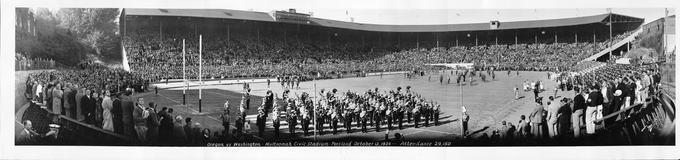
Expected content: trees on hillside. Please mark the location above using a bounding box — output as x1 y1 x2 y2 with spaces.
57 8 121 61
15 8 121 66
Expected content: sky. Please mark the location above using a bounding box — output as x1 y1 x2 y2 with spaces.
16 0 677 25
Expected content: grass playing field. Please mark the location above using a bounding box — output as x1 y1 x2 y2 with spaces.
143 70 575 142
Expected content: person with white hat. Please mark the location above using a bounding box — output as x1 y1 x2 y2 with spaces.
220 100 231 137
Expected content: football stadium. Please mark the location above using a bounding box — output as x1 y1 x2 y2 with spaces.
15 8 676 146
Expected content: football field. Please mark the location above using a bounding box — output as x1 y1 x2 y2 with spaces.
143 70 573 142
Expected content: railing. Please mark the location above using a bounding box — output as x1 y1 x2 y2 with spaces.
581 28 643 62
56 115 134 145
15 59 71 71
594 91 675 145
19 102 134 145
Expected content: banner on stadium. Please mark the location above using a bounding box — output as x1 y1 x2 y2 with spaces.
615 58 631 64
427 63 475 69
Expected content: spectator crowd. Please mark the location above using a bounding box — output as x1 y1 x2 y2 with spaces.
485 63 661 145
122 28 634 82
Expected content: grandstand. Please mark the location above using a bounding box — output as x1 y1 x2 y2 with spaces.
119 9 643 81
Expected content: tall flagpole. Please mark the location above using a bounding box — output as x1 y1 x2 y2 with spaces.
183 39 186 105
199 35 203 112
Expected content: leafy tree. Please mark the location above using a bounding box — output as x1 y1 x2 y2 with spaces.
16 8 122 66
57 8 121 61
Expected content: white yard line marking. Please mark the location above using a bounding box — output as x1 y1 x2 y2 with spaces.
411 128 453 135
203 90 243 99
403 130 424 136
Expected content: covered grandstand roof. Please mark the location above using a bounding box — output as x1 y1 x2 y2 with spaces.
123 8 644 32
124 8 276 22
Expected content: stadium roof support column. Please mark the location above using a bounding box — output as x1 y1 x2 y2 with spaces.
514 33 517 45
455 35 458 47
495 35 498 45
397 34 400 48
534 34 537 44
593 28 596 43
416 33 420 49
554 33 557 44
475 34 478 46
227 24 230 40
436 33 439 48
160 20 163 42
575 32 578 43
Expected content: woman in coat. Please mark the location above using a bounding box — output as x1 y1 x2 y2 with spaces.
52 83 63 115
101 91 114 131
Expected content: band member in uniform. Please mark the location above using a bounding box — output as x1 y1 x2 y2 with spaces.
315 102 324 135
287 101 297 137
406 100 412 124
413 102 421 128
433 103 440 126
272 105 280 138
461 106 469 138
256 108 266 137
331 109 339 134
378 101 386 132
424 102 431 127
300 100 310 136
386 105 393 130
220 102 230 137
360 108 368 133
235 115 243 137
397 99 404 130
344 108 352 133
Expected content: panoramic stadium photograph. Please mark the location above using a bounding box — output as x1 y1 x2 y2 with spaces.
13 7 676 147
